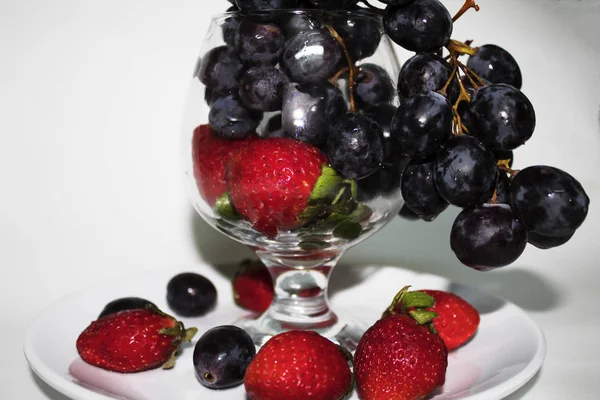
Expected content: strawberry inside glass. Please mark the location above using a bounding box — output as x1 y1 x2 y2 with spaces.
182 8 403 349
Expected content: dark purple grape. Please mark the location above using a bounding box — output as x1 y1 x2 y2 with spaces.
495 172 511 205
357 159 409 201
469 83 536 150
330 12 382 61
355 63 395 107
397 53 459 103
222 7 241 47
434 134 498 208
235 20 284 65
209 94 262 139
384 0 453 53
309 0 358 8
282 29 343 84
527 231 574 250
98 297 157 319
363 104 402 166
401 160 449 221
235 0 304 12
193 325 255 389
451 204 528 270
391 91 452 161
380 0 415 4
398 204 420 220
282 82 347 147
467 44 522 89
166 272 217 317
327 113 384 179
510 166 589 237
280 13 323 38
239 66 288 111
199 46 244 92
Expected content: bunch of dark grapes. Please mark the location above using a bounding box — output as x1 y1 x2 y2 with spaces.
198 0 590 271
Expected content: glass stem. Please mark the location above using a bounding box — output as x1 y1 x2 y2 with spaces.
255 250 342 331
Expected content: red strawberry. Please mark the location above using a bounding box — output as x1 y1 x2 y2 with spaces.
232 259 274 313
226 137 328 237
418 289 480 351
244 330 352 400
355 288 448 400
76 306 197 373
192 124 253 206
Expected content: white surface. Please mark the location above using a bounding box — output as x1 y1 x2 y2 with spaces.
24 265 545 400
2 0 600 399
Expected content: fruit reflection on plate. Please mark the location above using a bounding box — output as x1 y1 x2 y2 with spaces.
24 264 545 400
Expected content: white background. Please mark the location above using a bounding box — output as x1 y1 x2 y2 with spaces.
2 0 600 398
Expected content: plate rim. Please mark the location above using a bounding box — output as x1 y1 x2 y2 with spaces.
23 265 546 400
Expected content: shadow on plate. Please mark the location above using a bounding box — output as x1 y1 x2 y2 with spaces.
190 207 564 313
31 370 72 400
503 368 542 399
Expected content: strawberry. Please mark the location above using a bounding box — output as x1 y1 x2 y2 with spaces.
419 289 480 351
354 287 448 400
232 259 274 313
76 306 197 373
226 137 328 237
192 124 253 206
244 330 352 400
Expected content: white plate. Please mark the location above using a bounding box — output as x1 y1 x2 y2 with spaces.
24 263 545 400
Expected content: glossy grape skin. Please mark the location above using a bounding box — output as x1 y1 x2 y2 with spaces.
527 231 574 249
222 7 241 47
209 95 262 139
280 13 323 39
434 135 498 208
384 0 453 53
451 204 528 270
380 0 415 4
281 29 343 84
309 0 358 8
235 0 304 12
398 204 420 220
363 104 402 166
401 161 449 221
467 44 522 89
357 159 409 201
390 91 453 161
469 83 536 150
97 297 157 319
397 53 459 103
510 166 589 237
193 325 255 389
355 63 395 107
331 12 382 61
235 20 284 65
239 66 289 111
166 273 217 317
282 82 347 147
199 46 244 92
327 113 384 179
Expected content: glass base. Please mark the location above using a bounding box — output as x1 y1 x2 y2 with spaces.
235 311 368 352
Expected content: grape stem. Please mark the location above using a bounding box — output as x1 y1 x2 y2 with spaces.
452 0 480 22
327 25 358 113
458 61 487 87
446 39 478 57
498 164 520 177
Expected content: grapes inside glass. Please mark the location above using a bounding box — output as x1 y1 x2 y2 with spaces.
182 9 405 350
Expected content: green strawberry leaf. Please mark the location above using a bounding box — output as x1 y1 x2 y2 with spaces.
307 165 344 206
332 220 362 240
408 309 439 325
402 291 436 309
215 192 240 220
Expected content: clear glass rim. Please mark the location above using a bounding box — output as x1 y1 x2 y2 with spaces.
212 8 383 22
